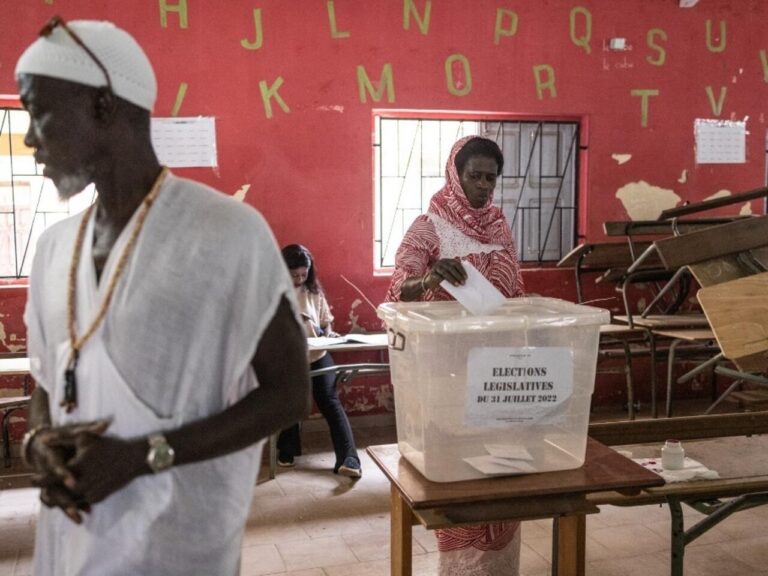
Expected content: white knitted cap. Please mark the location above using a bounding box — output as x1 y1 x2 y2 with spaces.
15 20 157 112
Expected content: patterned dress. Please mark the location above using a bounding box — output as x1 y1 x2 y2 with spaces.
385 136 525 575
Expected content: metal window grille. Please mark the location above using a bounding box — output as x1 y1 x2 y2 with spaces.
0 107 94 278
374 116 579 268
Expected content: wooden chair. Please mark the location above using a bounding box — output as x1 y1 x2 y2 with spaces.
698 272 768 411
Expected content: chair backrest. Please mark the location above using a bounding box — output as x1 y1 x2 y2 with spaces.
697 271 768 373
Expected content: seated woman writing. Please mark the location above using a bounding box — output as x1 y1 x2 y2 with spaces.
385 136 524 575
277 244 362 478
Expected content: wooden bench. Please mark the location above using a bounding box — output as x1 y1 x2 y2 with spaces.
588 411 768 576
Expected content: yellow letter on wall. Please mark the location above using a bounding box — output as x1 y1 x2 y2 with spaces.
760 50 768 83
705 20 726 53
403 0 431 35
445 54 472 97
357 64 396 103
327 1 351 39
631 89 659 128
241 8 264 50
171 82 188 117
533 64 557 100
259 77 291 119
494 9 518 45
646 28 667 66
570 7 592 54
705 86 727 116
159 0 188 29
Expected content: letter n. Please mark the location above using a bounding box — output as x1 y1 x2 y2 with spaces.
403 0 431 35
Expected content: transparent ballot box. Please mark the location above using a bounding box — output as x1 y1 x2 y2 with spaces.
378 297 609 482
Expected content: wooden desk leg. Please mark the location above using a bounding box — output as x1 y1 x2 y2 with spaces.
390 485 413 576
553 514 586 576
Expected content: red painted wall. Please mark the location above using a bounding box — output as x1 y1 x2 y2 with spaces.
1 1 767 428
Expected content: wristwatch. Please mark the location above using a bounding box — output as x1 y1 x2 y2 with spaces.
146 434 175 473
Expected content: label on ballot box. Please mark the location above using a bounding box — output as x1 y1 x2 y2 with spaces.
464 347 573 427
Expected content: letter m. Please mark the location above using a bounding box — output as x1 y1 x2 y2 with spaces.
357 64 395 103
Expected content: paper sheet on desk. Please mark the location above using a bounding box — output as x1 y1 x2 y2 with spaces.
307 333 388 347
440 261 506 316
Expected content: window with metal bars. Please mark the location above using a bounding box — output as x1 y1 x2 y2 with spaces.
373 114 580 268
0 107 93 278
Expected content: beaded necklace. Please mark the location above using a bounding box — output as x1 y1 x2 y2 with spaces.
62 167 168 412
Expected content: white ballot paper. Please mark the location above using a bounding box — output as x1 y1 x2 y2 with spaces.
484 444 534 461
463 455 538 475
440 261 506 316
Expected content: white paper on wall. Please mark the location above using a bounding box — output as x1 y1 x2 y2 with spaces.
694 118 746 164
151 117 218 168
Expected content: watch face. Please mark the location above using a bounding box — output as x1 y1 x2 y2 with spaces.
148 437 175 472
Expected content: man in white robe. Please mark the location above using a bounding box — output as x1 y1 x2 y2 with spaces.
16 18 311 576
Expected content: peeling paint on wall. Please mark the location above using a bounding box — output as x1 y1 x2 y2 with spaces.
704 189 731 201
611 154 631 165
677 169 688 183
232 184 251 202
0 320 25 353
347 299 363 332
317 105 345 113
740 202 753 216
615 180 681 220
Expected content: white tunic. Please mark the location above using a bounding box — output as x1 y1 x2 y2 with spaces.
25 174 294 576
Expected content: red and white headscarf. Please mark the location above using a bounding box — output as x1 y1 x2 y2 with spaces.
385 136 524 302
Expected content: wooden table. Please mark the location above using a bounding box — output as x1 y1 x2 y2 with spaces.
0 356 32 480
367 438 663 576
0 356 31 376
590 433 768 576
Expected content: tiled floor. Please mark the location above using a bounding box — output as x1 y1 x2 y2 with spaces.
2 416 768 576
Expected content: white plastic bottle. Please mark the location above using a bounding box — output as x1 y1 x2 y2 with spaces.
661 439 685 470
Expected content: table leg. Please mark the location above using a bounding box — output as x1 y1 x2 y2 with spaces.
648 330 659 418
553 514 586 576
390 485 413 576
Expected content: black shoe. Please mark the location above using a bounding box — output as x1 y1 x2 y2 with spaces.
278 455 295 467
336 456 362 478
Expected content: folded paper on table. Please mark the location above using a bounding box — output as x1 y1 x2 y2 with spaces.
439 261 506 316
463 455 538 475
484 444 534 461
634 456 720 483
